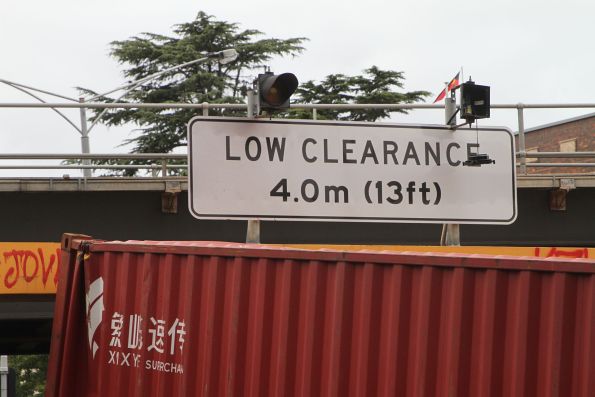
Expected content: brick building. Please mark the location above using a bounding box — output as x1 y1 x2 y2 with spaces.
515 112 595 174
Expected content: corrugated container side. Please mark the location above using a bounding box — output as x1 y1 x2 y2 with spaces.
47 238 595 397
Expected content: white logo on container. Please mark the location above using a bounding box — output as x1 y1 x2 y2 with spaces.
85 277 104 359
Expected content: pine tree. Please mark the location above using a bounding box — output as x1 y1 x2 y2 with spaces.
290 66 429 121
80 11 306 173
82 12 429 175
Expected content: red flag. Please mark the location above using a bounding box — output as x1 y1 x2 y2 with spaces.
433 72 460 103
433 88 446 103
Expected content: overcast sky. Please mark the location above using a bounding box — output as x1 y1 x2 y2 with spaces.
1 0 593 176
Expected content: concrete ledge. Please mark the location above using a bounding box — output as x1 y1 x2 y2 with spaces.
517 175 595 188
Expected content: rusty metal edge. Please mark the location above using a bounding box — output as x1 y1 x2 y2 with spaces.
46 233 94 397
64 238 595 274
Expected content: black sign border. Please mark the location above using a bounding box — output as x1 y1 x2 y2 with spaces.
187 117 517 225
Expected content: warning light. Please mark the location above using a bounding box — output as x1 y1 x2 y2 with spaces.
257 72 298 112
460 81 490 123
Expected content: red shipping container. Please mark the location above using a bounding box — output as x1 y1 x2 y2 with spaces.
46 234 595 397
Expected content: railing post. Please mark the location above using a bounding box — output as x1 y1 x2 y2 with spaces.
79 98 92 178
247 89 256 118
202 102 209 117
312 108 318 120
517 104 527 175
161 159 167 177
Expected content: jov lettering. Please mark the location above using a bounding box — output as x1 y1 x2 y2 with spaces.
0 246 61 292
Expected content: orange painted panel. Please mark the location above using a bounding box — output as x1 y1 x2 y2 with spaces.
0 242 61 294
281 244 594 259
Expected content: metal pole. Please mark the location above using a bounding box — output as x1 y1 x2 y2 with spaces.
161 160 167 177
88 53 222 100
79 98 92 178
245 89 261 243
445 96 456 127
253 88 260 117
444 224 460 246
517 105 527 175
246 89 255 118
442 93 461 246
0 355 7 397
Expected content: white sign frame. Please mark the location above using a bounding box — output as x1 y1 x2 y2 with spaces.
188 117 517 224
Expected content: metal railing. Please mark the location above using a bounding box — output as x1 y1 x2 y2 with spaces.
0 153 187 177
514 151 595 171
0 153 593 177
0 102 593 176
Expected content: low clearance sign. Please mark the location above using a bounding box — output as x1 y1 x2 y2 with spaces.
188 118 517 224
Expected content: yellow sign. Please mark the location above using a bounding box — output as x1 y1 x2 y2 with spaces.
0 243 61 294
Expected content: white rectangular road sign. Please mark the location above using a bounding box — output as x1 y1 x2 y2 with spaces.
188 117 517 224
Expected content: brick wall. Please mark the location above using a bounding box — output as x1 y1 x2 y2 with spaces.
515 115 595 174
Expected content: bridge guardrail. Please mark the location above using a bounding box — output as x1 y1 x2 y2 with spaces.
0 102 593 176
0 152 593 177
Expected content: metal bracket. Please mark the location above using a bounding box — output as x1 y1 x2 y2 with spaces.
165 181 182 194
441 224 460 246
450 121 472 130
559 178 576 191
162 181 182 214
549 189 567 211
549 178 575 211
246 220 261 243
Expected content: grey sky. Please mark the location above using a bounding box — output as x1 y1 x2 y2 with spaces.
1 0 593 176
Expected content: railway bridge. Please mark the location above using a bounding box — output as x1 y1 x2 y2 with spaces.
0 173 593 354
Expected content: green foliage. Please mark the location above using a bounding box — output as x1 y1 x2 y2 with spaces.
82 11 306 160
8 355 48 397
289 66 430 121
82 12 429 175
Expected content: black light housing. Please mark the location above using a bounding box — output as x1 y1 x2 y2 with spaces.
257 72 298 111
460 81 490 123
